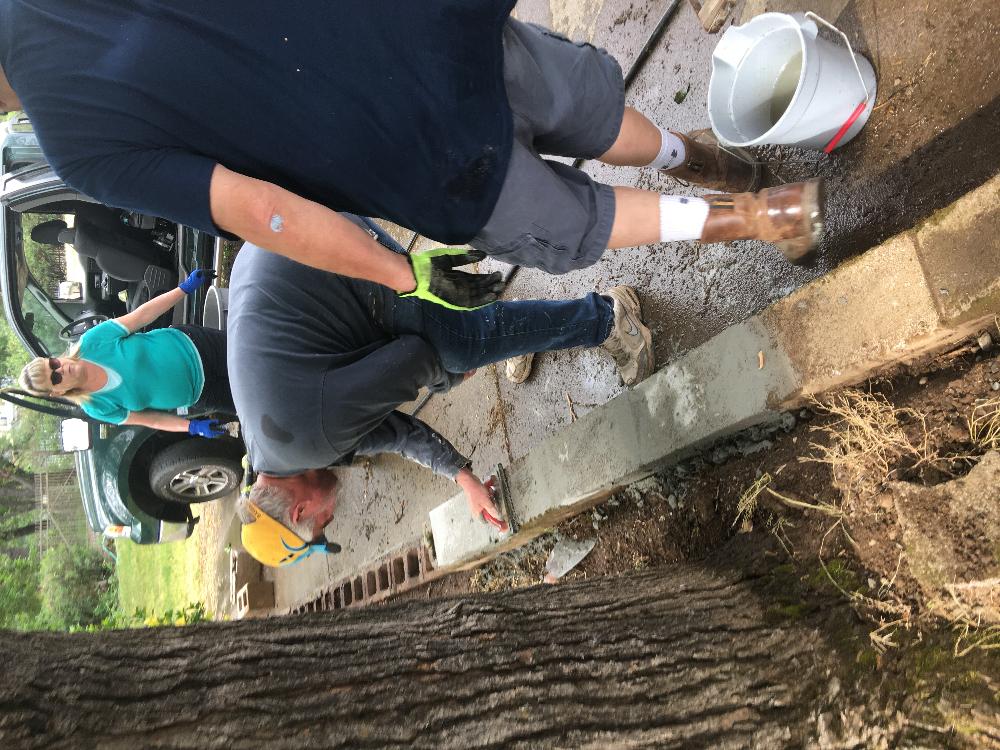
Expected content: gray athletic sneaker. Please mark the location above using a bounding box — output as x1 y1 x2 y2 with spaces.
504 353 535 384
600 286 654 386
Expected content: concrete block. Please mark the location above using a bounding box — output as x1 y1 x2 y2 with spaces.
762 233 941 398
429 495 509 569
913 173 1000 324
285 540 435 613
230 550 263 604
234 580 275 619
244 580 274 609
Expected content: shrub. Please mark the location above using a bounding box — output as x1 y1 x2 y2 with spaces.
0 549 42 629
39 545 115 629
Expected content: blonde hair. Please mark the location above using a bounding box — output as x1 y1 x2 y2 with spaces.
17 344 90 403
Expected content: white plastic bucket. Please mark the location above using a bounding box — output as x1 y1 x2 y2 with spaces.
708 12 877 151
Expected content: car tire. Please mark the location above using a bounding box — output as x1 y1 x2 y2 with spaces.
149 438 243 504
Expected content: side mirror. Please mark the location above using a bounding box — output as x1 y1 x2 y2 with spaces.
60 418 91 452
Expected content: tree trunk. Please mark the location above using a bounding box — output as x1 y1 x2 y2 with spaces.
0 563 896 749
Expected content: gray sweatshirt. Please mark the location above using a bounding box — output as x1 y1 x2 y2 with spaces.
226 243 468 479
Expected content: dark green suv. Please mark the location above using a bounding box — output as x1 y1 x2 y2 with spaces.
0 117 243 544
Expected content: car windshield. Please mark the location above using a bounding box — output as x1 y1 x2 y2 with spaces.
10 211 77 356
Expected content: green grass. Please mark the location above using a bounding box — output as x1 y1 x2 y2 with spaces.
115 538 203 618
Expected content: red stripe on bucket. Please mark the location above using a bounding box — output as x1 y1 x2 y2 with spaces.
823 100 868 153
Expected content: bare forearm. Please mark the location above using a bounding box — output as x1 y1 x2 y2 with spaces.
115 286 185 333
127 287 186 329
210 165 416 292
124 411 190 432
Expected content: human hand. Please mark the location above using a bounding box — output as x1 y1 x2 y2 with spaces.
456 468 508 531
179 268 217 295
399 248 503 310
463 369 477 381
188 418 227 438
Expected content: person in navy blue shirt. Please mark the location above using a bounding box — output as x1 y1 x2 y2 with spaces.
0 1 823 311
228 217 656 563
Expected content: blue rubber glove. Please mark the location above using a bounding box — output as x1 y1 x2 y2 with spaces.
179 268 217 295
188 419 226 438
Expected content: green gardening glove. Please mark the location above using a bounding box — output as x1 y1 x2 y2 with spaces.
399 248 503 310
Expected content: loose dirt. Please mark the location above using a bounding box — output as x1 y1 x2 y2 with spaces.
421 331 1000 634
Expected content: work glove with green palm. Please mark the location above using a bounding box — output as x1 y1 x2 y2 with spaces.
399 248 503 310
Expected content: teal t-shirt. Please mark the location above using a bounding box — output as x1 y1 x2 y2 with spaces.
78 321 205 424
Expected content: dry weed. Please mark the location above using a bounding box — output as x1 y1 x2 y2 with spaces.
765 486 843 517
737 470 842 538
767 514 795 557
967 398 1000 451
869 618 907 654
953 620 1000 657
926 578 1000 656
803 389 940 495
468 537 553 593
734 473 771 532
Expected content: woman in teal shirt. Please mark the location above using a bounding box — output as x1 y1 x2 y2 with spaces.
18 269 230 438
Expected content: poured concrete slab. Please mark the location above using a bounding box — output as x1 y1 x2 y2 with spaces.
432 174 1000 570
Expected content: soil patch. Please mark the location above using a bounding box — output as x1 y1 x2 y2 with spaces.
418 333 1000 631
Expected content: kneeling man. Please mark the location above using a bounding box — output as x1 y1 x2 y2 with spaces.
230 218 654 567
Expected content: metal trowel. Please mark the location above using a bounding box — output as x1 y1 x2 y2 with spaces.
482 462 519 535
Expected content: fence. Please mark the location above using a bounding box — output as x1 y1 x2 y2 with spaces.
34 458 93 556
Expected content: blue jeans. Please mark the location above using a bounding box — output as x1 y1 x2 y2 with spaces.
389 293 613 373
346 214 614 373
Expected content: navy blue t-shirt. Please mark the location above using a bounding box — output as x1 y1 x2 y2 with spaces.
228 240 468 479
0 0 515 244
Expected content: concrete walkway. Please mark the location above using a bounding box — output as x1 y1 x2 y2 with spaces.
201 0 999 611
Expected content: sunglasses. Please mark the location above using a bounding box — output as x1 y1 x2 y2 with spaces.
48 358 63 386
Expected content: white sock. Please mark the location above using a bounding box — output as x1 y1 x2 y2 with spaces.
659 194 710 243
648 128 687 170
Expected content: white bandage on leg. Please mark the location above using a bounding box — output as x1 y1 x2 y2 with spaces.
659 194 710 243
648 128 687 170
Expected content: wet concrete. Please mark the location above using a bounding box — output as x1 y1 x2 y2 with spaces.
761 95 1000 269
264 0 999 605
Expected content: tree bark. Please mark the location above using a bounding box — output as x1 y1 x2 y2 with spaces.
0 564 885 749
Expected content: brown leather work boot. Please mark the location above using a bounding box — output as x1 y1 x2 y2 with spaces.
700 179 825 262
660 129 760 192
